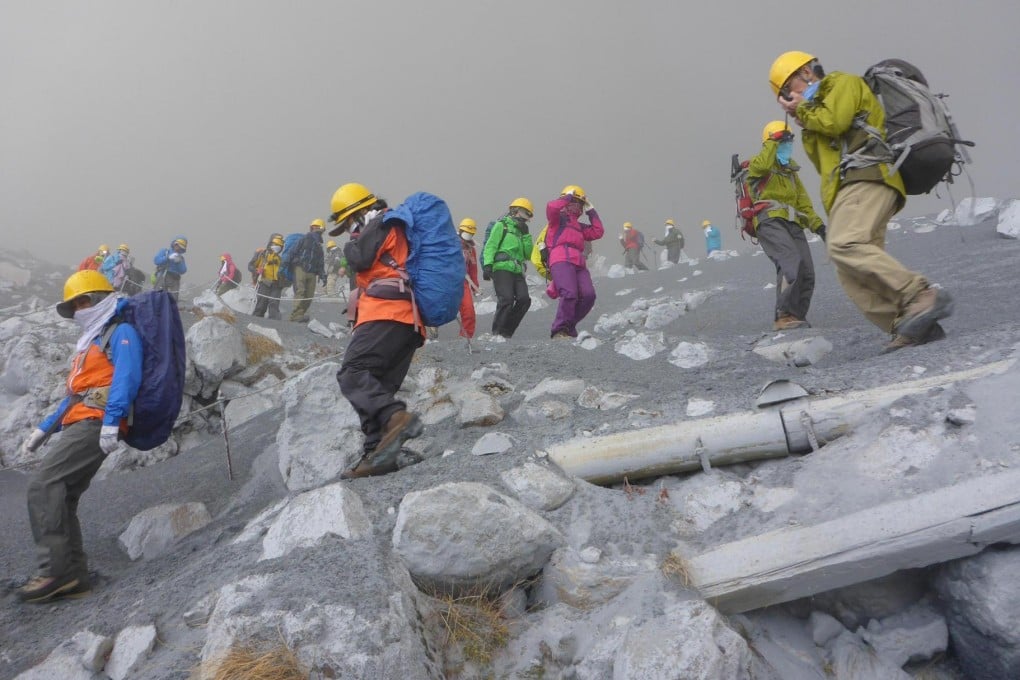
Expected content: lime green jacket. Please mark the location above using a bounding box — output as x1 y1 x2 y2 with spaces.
795 71 906 214
483 216 533 275
747 141 823 232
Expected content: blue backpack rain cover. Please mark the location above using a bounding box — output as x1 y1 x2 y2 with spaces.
383 192 465 327
104 290 187 450
279 232 304 282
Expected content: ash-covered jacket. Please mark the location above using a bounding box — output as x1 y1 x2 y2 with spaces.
795 71 906 213
544 197 605 268
746 141 823 232
482 216 533 275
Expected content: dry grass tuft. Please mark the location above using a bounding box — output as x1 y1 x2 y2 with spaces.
661 550 692 587
422 582 513 671
212 309 237 325
196 643 307 680
243 332 284 365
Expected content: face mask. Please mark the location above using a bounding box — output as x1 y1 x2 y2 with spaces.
803 80 821 102
460 232 473 242
270 245 282 254
776 140 793 166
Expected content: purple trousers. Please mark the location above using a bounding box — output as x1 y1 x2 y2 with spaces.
550 261 596 337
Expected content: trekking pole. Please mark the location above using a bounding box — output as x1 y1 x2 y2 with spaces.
250 273 262 314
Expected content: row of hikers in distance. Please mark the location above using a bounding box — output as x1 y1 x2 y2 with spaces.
17 48 972 605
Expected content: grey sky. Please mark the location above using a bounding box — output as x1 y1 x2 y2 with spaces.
2 0 1017 280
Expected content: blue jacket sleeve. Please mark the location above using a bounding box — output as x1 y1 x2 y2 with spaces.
102 323 143 426
38 396 72 433
154 248 169 267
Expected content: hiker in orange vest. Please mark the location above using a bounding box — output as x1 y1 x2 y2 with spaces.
77 245 109 272
17 270 142 604
329 183 425 479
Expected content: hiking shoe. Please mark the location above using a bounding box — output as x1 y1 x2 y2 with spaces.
340 452 400 480
342 410 424 480
16 574 83 604
894 287 953 341
773 314 809 331
552 331 572 340
883 322 947 354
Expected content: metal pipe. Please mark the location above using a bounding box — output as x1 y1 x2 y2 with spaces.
548 360 1013 485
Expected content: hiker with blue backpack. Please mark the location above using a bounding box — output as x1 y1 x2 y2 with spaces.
17 271 185 603
286 219 327 323
153 236 188 302
771 51 956 352
329 183 463 479
482 197 535 340
545 185 604 339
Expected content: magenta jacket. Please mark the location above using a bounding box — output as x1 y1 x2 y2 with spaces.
544 196 605 267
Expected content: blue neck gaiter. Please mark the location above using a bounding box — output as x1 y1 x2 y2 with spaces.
776 141 793 166
803 80 821 102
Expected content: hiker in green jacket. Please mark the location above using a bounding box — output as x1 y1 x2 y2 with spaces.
771 50 952 352
748 120 825 331
482 197 534 339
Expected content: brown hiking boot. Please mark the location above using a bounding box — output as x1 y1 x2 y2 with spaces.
773 314 809 331
17 574 83 604
341 410 423 480
883 322 947 354
894 287 953 341
340 452 400 479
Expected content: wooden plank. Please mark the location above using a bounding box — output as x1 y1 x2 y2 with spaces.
688 469 1020 614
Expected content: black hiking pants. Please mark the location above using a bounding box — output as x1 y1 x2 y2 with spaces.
491 270 531 338
756 217 816 321
26 419 105 581
337 320 423 454
253 280 283 320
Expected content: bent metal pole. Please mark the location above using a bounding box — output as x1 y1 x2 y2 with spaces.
548 360 1014 485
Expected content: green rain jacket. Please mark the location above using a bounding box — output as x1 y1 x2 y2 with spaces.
795 71 906 214
747 140 824 233
483 216 533 275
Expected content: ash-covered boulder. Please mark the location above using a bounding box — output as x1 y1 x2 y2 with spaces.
185 316 246 398
997 198 1020 239
118 502 212 560
499 462 575 511
392 482 564 594
260 483 371 561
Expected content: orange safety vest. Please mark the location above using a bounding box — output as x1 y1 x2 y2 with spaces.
63 343 119 427
78 254 101 271
354 227 423 335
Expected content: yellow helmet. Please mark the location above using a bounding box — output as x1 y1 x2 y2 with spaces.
769 50 815 96
57 270 114 318
762 120 792 143
509 197 534 214
310 218 325 231
665 219 675 226
270 236 285 248
623 222 633 229
117 243 130 252
326 239 338 249
560 185 586 202
97 244 110 255
458 218 477 235
702 219 712 227
172 237 188 251
329 183 376 229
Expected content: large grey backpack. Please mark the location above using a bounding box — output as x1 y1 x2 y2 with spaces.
862 59 974 195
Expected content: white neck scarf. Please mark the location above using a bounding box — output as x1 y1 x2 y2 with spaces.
73 293 122 353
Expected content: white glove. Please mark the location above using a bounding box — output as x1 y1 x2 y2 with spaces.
169 253 183 262
99 425 121 454
23 428 46 454
584 200 596 213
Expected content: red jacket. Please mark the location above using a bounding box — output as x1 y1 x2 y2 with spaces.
461 239 478 286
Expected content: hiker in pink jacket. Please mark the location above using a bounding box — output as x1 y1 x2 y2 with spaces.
544 185 604 338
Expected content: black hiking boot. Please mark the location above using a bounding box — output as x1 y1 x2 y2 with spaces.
16 574 84 604
883 322 947 354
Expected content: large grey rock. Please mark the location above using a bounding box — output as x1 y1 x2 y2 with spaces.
118 502 212 560
935 547 1020 680
472 432 514 456
643 300 685 330
72 630 114 673
221 375 282 427
576 386 637 410
185 316 246 398
536 547 659 609
105 624 157 680
392 482 564 594
954 196 998 226
12 639 99 680
668 341 710 369
276 361 362 491
456 389 504 427
523 377 586 403
261 483 371 560
860 603 948 668
997 198 1020 239
245 322 283 346
499 462 575 511
753 335 833 367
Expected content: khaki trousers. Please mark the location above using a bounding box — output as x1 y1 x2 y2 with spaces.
290 266 317 321
826 181 927 332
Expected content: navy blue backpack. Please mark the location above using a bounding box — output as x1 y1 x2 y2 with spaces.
383 192 465 327
101 290 186 450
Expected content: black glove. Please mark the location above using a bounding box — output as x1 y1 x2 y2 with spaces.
540 248 549 268
482 265 493 281
319 274 328 286
816 224 827 242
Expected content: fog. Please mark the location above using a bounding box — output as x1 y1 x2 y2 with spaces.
2 0 1017 280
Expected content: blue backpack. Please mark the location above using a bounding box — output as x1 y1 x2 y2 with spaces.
278 233 304 282
101 290 186 451
383 192 465 327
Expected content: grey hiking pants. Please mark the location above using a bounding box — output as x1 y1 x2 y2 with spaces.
26 419 105 580
290 266 318 321
756 217 816 321
337 320 422 454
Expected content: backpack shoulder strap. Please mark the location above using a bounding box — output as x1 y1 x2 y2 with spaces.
99 319 122 361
